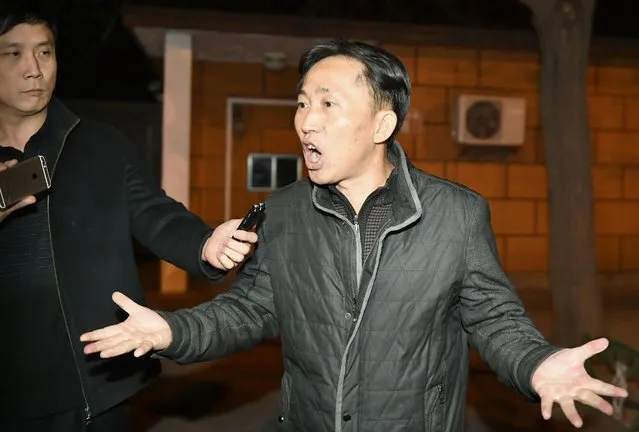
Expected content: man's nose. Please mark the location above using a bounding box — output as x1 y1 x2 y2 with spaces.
23 54 43 79
300 109 320 134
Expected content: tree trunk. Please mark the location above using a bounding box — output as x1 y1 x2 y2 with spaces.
521 0 604 346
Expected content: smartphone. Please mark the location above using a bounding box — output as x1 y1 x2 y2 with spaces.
0 155 51 209
237 202 265 231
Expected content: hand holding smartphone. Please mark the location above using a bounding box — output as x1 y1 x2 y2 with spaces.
0 155 51 211
236 202 265 234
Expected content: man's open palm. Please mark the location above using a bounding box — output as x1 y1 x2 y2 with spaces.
532 337 628 428
80 292 172 358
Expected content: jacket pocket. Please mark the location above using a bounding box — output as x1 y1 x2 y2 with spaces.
277 372 293 428
423 384 445 432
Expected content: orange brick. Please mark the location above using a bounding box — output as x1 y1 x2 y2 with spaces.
624 97 639 130
596 236 620 271
381 44 416 81
623 168 639 199
412 161 445 177
588 95 624 129
265 66 299 97
415 124 459 161
191 124 225 157
621 236 639 270
594 131 639 164
262 129 300 154
498 128 539 165
587 66 597 90
396 134 415 159
189 188 203 215
201 61 264 96
505 236 548 272
192 93 227 125
190 122 203 155
191 60 204 93
242 105 296 129
446 163 505 198
190 156 225 189
232 132 262 183
596 201 639 235
488 200 536 235
592 166 622 199
410 86 447 124
447 88 539 127
198 188 225 222
536 201 548 234
479 50 539 91
416 47 478 87
597 66 639 95
506 164 547 198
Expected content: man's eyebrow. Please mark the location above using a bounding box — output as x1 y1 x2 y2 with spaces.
297 87 332 95
0 41 52 49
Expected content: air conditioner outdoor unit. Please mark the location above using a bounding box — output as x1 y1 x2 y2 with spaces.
451 94 526 146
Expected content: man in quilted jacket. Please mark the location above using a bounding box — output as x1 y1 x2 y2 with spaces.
81 40 627 432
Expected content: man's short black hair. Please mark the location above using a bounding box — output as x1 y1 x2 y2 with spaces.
298 39 411 140
0 1 57 40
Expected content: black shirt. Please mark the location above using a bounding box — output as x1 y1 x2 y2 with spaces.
0 131 84 416
329 168 397 266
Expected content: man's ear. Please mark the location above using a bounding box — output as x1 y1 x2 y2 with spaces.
373 110 398 144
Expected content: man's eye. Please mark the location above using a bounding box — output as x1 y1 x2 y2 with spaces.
3 52 19 57
297 101 307 109
323 101 334 108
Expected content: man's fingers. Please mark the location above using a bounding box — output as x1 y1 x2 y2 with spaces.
101 338 143 359
112 291 144 315
585 377 628 398
217 253 236 270
558 398 583 428
83 334 128 355
227 238 253 255
540 396 554 420
0 159 18 170
232 230 258 244
80 323 123 343
13 196 36 210
221 246 246 264
576 389 613 415
577 337 609 360
134 340 155 358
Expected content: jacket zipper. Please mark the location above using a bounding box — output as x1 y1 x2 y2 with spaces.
352 214 362 321
48 121 91 423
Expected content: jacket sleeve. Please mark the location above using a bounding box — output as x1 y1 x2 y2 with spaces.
121 140 224 281
459 195 561 401
155 222 278 364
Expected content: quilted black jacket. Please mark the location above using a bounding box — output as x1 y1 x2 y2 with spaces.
160 140 559 432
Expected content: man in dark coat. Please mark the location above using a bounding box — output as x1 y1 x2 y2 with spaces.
81 40 627 431
0 4 256 431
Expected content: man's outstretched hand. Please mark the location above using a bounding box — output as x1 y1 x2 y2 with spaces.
532 337 628 428
80 292 171 358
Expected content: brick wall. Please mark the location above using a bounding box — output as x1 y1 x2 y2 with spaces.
178 42 639 276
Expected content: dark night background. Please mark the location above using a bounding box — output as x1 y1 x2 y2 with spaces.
35 0 638 101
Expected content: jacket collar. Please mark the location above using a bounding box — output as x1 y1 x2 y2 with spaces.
312 140 422 226
32 98 80 173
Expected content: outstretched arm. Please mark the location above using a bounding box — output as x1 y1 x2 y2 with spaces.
460 196 627 428
81 218 276 363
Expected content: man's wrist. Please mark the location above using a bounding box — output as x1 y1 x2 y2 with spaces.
201 234 212 261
